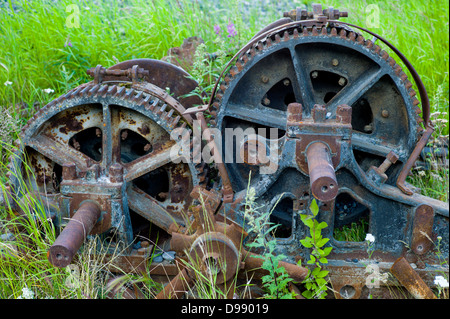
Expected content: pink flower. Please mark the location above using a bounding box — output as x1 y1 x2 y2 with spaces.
214 24 221 35
64 35 72 47
226 23 237 37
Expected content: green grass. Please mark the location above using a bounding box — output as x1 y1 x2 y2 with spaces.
0 0 448 299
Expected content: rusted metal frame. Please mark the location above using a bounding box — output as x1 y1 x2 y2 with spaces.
58 159 134 252
195 111 234 203
347 158 449 217
326 258 444 299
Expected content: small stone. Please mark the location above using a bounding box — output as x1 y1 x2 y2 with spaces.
162 251 176 261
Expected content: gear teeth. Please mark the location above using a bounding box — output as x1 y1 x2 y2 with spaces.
107 85 118 96
381 50 389 60
236 60 244 72
171 115 181 128
257 41 264 51
66 86 83 99
404 80 413 90
293 28 299 38
229 66 239 77
348 32 356 41
414 105 422 115
373 44 381 54
393 64 402 75
274 33 281 43
303 28 309 36
356 35 364 44
400 72 408 82
283 30 290 41
365 39 374 49
331 28 338 36
97 85 108 97
115 86 127 97
138 94 151 106
339 29 347 38
312 27 319 36
88 84 101 96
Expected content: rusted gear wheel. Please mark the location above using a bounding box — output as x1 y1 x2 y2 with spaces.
210 24 424 258
7 80 207 266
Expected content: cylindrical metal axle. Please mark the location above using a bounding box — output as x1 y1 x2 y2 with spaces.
390 257 436 299
306 142 338 202
48 201 101 267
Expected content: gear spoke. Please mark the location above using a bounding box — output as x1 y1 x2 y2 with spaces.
26 134 91 170
223 102 287 130
127 185 180 232
289 46 316 112
352 132 405 160
101 103 114 169
123 141 178 182
326 66 385 113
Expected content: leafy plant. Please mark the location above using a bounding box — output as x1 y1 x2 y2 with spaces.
243 183 295 299
299 199 332 299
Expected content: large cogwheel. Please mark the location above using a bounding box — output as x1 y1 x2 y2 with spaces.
210 24 423 200
7 80 207 261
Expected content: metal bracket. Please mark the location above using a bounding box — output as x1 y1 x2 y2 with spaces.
86 64 150 85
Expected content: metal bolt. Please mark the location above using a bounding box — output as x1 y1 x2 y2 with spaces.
381 110 389 118
338 77 346 86
121 130 128 141
262 97 271 106
283 79 290 86
109 163 123 183
62 162 77 180
72 138 81 151
378 151 399 173
311 71 319 79
332 58 339 66
95 128 102 137
261 75 269 83
144 143 152 152
364 123 373 132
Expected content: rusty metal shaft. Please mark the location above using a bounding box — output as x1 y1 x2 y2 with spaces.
48 201 101 267
306 142 338 202
390 257 437 299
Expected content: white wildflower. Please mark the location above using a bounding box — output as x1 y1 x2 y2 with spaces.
365 233 375 243
418 170 426 177
17 286 35 299
4 80 12 86
43 88 55 94
430 111 441 118
434 275 449 288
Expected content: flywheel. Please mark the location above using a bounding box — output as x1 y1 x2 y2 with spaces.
7 66 207 267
